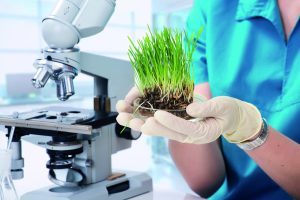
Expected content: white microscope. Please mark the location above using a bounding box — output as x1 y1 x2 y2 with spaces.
0 0 152 199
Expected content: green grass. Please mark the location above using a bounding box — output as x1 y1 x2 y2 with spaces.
128 26 202 105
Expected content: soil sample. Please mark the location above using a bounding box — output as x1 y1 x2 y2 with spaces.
134 86 194 120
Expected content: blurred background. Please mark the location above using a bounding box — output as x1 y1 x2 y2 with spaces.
0 0 196 197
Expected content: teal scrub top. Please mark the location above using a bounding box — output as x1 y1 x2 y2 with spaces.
186 0 300 199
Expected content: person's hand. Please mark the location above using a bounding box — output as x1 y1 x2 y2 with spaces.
141 96 263 144
116 88 263 144
116 86 145 131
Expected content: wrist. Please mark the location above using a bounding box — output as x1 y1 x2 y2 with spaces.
236 118 269 151
244 121 264 141
222 100 263 143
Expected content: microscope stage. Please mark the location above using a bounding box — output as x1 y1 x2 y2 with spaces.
0 106 118 135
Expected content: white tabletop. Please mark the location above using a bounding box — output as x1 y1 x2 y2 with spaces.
131 190 202 200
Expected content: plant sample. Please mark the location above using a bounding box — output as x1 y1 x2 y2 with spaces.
128 26 202 119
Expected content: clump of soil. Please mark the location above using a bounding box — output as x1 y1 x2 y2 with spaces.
136 86 193 120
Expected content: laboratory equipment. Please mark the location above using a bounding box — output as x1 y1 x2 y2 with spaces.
31 0 119 101
0 149 19 200
0 103 152 200
0 0 153 199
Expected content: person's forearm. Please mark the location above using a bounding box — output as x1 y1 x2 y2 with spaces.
169 140 225 198
246 126 300 199
168 82 225 197
194 82 212 99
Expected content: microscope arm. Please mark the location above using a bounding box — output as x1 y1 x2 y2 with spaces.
80 52 134 111
42 0 116 49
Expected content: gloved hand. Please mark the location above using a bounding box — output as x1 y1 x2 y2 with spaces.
141 96 263 144
116 88 263 144
116 86 145 131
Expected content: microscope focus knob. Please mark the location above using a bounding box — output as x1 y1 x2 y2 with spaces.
115 123 141 140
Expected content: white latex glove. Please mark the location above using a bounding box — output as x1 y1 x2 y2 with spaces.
116 87 206 132
116 86 145 131
141 96 263 144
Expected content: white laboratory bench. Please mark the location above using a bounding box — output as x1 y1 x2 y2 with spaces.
131 190 201 200
0 98 202 200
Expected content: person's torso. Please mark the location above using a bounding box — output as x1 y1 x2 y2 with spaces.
190 0 300 199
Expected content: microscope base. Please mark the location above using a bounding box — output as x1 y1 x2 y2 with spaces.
21 171 152 200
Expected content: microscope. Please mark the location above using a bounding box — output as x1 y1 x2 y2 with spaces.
0 0 152 199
